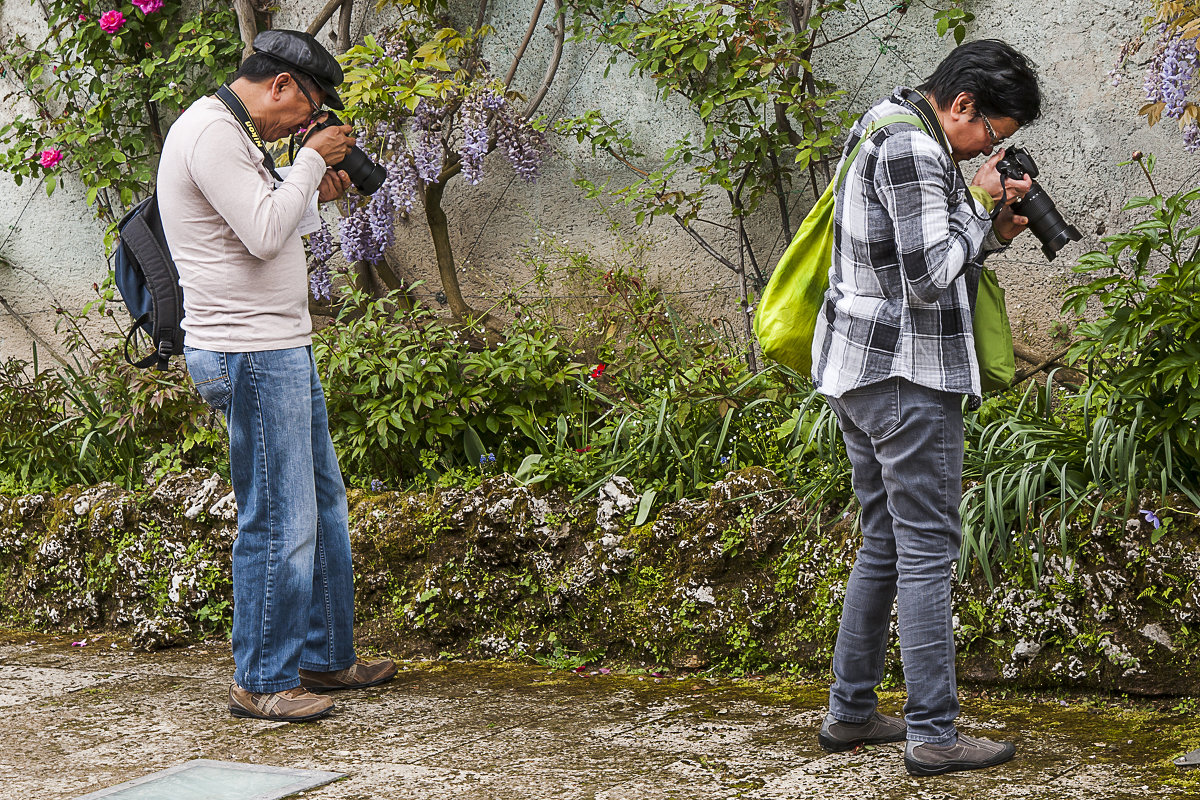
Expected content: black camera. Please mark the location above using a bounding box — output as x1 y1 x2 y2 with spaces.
308 112 387 195
994 146 1081 261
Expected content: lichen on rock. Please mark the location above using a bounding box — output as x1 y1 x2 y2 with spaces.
1 470 1197 693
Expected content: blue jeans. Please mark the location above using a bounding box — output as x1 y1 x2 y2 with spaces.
824 378 963 744
185 345 356 693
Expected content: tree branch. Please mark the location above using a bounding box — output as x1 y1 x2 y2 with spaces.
336 0 354 54
1012 342 1086 385
475 0 492 33
0 294 70 368
672 214 739 273
523 0 566 120
814 12 894 49
233 0 258 61
307 0 345 37
504 0 547 90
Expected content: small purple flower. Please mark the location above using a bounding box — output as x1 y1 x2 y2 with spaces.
1140 509 1162 529
1184 122 1200 153
370 479 386 492
309 263 332 301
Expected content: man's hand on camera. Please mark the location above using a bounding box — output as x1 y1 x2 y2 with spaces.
317 169 352 203
303 122 356 168
972 148 1033 206
992 205 1029 243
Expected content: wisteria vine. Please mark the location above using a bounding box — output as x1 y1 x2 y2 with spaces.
308 83 547 295
1115 10 1200 154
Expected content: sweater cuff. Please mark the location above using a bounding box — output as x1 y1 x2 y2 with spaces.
968 185 995 213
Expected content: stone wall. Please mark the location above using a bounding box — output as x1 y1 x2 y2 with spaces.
2 468 1196 693
0 0 1189 360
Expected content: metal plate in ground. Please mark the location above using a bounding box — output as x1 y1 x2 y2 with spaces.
72 759 345 800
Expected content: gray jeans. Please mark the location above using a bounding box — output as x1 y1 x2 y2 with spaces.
825 377 964 744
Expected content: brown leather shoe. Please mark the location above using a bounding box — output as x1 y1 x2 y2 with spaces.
299 658 397 691
228 684 333 722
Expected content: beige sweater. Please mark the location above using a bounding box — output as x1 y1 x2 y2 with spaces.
157 96 327 352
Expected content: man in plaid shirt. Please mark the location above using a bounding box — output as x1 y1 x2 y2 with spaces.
812 41 1040 776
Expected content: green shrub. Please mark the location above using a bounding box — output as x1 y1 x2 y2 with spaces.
1063 163 1200 476
315 288 585 485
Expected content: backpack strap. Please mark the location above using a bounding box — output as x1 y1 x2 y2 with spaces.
120 210 184 371
834 113 927 191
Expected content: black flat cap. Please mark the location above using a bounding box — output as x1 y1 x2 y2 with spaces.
252 29 345 110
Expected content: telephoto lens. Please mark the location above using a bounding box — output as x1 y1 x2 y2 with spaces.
1013 181 1081 261
995 146 1081 261
307 113 387 194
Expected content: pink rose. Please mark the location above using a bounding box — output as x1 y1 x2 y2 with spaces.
39 149 63 169
99 10 125 33
132 0 164 13
78 14 87 21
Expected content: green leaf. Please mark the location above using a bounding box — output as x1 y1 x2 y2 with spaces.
634 488 657 526
463 425 486 466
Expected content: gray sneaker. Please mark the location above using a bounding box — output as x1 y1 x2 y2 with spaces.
818 711 907 752
904 733 1016 776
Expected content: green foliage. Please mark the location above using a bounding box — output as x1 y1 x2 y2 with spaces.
559 0 852 228
0 299 225 494
933 3 975 45
0 1 241 224
1063 162 1200 470
315 287 586 484
338 21 469 126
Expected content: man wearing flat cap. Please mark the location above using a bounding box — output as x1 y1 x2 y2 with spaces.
158 29 395 723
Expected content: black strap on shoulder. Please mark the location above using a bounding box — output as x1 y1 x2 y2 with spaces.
893 87 998 221
216 84 285 182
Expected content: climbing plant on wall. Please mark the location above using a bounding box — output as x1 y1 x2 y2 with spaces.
0 1 242 224
1113 0 1200 152
554 0 971 370
314 0 564 329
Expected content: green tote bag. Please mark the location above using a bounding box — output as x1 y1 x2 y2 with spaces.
753 114 924 374
974 267 1015 392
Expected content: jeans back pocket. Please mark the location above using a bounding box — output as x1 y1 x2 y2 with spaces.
184 347 232 412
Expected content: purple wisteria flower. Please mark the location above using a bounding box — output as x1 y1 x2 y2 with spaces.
1184 121 1200 153
386 154 421 216
310 263 332 301
1146 32 1199 119
459 96 492 185
339 208 373 264
365 186 396 258
309 218 334 262
410 101 445 184
497 120 546 182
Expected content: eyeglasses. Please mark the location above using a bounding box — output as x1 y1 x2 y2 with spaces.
980 113 1003 147
289 74 324 124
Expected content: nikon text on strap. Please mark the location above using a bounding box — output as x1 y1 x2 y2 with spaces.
216 84 285 182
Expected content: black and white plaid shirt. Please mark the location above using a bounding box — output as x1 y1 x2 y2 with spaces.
812 89 1004 399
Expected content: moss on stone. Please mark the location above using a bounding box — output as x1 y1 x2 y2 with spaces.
2 468 1198 693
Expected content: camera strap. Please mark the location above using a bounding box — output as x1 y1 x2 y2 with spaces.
894 89 1001 222
216 84 285 183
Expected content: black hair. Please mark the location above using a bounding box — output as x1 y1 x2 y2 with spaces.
232 53 320 95
917 39 1041 125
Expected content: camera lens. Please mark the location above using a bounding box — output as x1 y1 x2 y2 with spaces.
1013 181 1081 261
335 148 387 195
308 113 387 195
